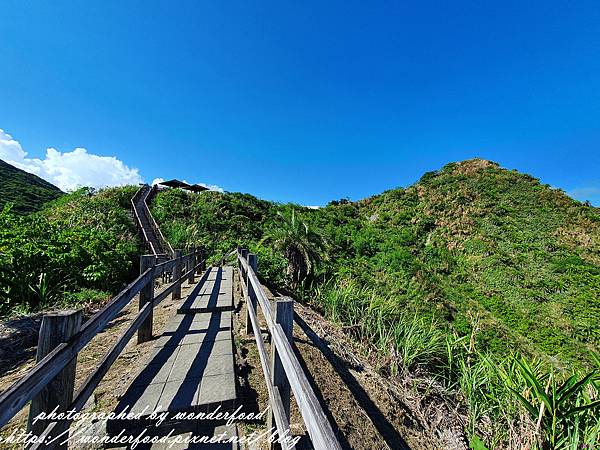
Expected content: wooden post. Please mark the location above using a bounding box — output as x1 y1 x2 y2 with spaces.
27 310 82 447
138 255 155 344
196 248 203 274
240 248 249 281
172 249 182 300
245 254 258 335
236 246 242 273
188 246 196 284
267 298 294 445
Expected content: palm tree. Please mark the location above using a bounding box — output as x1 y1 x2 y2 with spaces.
260 209 326 287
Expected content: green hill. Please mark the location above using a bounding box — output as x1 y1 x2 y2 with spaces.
0 159 597 446
149 159 600 446
0 159 63 214
0 186 140 316
151 159 600 368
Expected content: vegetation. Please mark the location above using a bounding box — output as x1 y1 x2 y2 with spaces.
0 157 597 447
0 186 140 316
150 159 600 448
259 210 326 287
0 159 63 214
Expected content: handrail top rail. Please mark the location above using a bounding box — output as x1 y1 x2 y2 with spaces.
131 183 174 258
131 185 157 255
236 248 342 450
0 248 204 429
144 185 175 256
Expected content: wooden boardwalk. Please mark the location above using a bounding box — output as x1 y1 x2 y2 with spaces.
108 266 238 447
0 186 342 450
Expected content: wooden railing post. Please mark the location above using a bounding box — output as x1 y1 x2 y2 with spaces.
267 298 294 445
188 246 196 284
27 310 82 447
240 248 249 281
195 248 200 274
138 255 156 344
173 249 182 299
236 246 242 272
245 254 258 335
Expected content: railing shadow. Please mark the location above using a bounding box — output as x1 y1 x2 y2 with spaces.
294 314 412 450
178 267 222 311
107 267 230 436
288 339 353 449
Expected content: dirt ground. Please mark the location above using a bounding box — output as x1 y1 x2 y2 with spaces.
231 270 468 450
0 278 202 445
1 268 467 449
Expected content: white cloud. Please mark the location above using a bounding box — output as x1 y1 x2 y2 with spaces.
198 183 224 192
567 187 600 202
151 177 165 186
0 128 143 191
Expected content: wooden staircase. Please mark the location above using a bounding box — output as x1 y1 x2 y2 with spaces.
131 184 173 259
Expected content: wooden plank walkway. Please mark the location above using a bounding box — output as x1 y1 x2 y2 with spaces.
107 266 238 447
178 267 234 313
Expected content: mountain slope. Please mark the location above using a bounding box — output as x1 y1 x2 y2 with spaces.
0 159 63 214
150 159 600 367
354 159 600 366
0 186 140 315
0 159 596 447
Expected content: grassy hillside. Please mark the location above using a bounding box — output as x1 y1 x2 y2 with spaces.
0 160 596 447
353 159 600 366
0 159 63 214
0 186 140 316
151 159 600 447
152 159 600 367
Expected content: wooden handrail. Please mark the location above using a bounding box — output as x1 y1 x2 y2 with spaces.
0 184 205 442
144 185 174 257
131 185 157 255
0 268 152 427
239 274 296 450
30 253 207 450
0 248 206 434
131 184 174 258
237 250 342 450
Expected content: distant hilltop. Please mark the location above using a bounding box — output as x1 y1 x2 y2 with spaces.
0 159 63 214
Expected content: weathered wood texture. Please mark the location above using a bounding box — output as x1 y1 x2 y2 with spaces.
238 250 342 450
138 255 156 343
188 245 196 284
243 282 295 450
27 310 82 448
245 253 258 335
0 268 153 428
172 249 183 300
268 298 294 449
0 249 206 432
29 257 206 450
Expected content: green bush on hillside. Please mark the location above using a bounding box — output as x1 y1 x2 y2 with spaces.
149 159 600 448
0 186 140 315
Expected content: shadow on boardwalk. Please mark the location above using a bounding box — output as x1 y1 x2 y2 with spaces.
107 267 236 439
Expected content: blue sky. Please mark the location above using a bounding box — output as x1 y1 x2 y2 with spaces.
1 1 599 205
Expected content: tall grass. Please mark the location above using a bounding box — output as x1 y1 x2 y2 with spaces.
307 278 600 449
312 279 446 372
